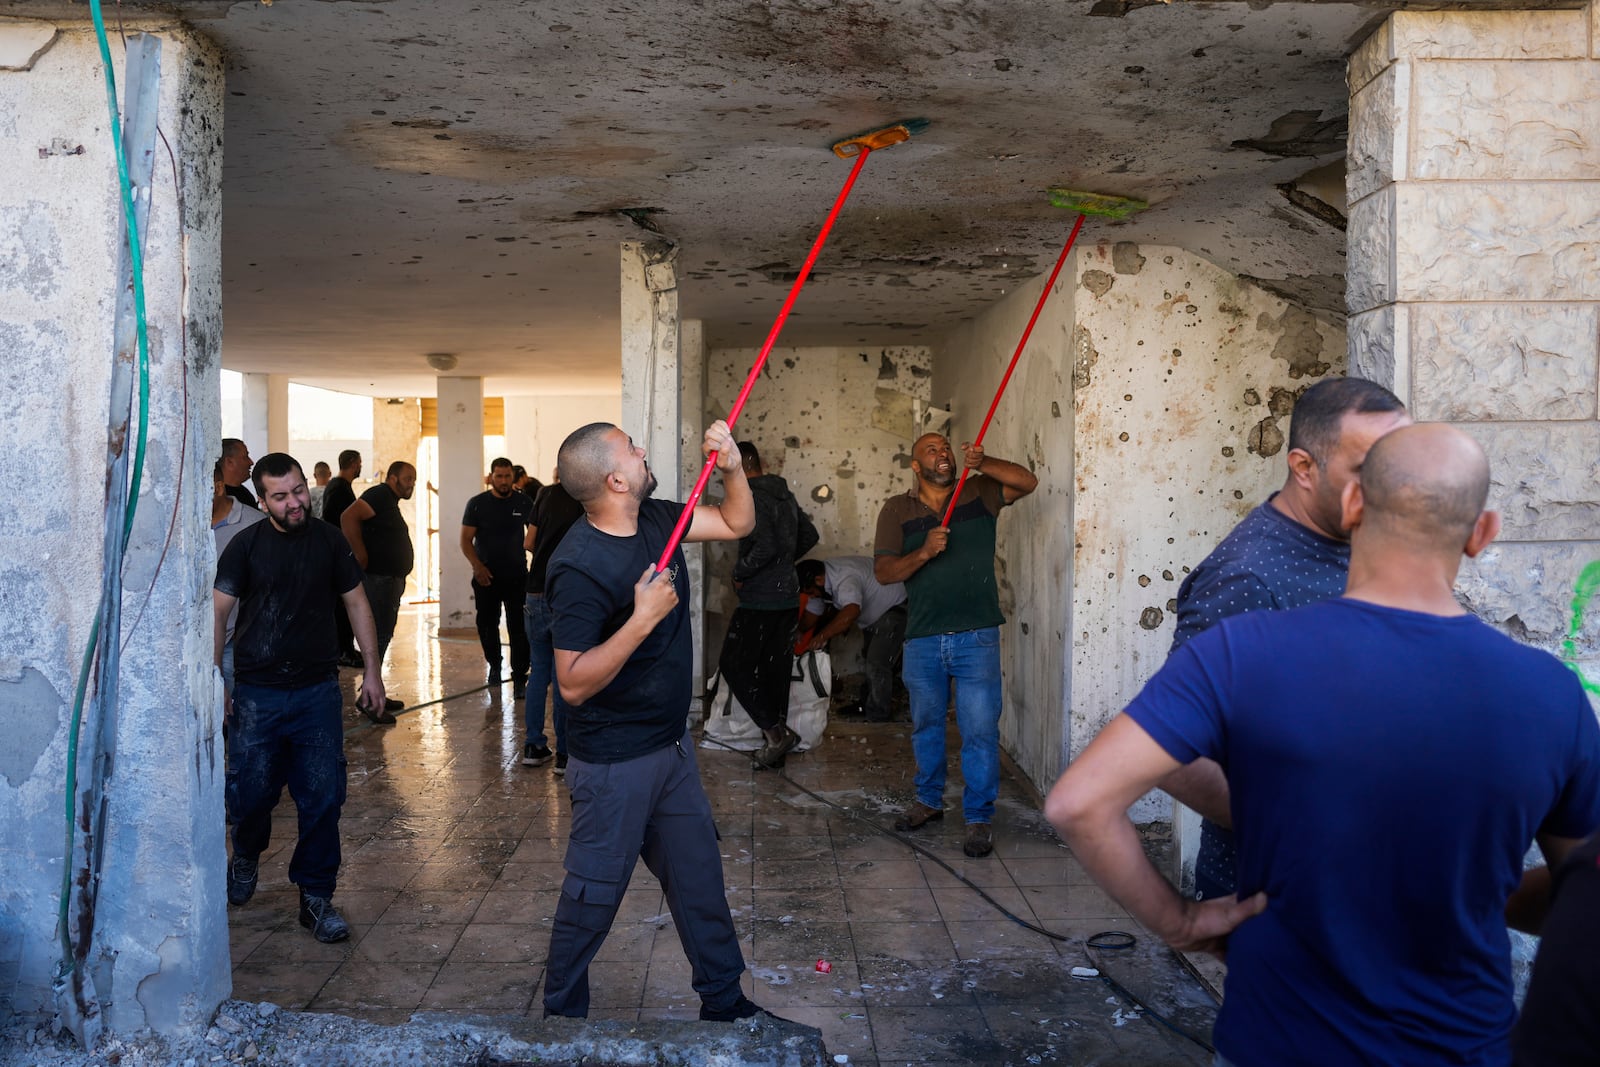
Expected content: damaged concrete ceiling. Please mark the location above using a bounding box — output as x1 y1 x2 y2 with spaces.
1 0 1576 395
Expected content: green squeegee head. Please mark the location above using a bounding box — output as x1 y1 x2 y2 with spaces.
1047 187 1150 220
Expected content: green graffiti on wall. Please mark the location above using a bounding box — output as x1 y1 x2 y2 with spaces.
1561 561 1600 697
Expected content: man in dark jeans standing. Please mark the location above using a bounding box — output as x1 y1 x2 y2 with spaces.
522 476 585 771
341 459 416 724
320 448 363 668
717 441 818 769
461 456 533 695
215 453 385 943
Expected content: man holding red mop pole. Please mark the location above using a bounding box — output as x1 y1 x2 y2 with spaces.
875 434 1037 858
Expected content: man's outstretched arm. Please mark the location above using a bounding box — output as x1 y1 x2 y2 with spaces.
1045 715 1265 959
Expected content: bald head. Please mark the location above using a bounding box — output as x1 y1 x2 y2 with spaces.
1357 425 1490 547
558 422 622 503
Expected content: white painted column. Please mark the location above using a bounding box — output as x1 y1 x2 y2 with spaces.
1347 8 1600 657
240 371 268 458
0 21 228 1036
437 377 485 629
372 398 421 597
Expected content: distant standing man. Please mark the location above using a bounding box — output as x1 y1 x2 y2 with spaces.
797 556 907 722
542 420 777 1023
1046 425 1600 1066
342 460 417 724
1163 377 1408 901
212 458 266 696
718 441 819 769
461 457 534 695
875 433 1037 859
320 449 364 668
309 460 332 519
214 453 386 943
521 476 585 771
220 438 258 509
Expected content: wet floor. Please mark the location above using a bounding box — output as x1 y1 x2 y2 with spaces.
228 604 1217 1065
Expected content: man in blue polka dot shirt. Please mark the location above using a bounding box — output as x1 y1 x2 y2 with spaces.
1163 377 1409 900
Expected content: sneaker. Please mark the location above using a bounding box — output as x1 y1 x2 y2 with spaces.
357 697 396 725
226 855 259 906
512 679 528 700
962 821 994 858
754 724 801 769
699 994 786 1023
384 697 404 712
522 742 553 767
553 752 568 777
298 892 350 943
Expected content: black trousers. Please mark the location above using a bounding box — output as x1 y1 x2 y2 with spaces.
718 605 795 731
474 574 529 681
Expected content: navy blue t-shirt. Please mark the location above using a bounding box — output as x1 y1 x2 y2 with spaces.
546 498 691 764
1127 598 1600 1067
1171 495 1349 651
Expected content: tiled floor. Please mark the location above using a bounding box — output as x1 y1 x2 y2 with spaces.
228 605 1217 1065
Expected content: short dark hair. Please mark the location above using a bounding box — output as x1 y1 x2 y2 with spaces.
337 449 360 469
313 460 331 476
221 437 246 459
386 460 414 480
1287 378 1406 466
796 559 825 590
512 464 528 480
251 452 304 496
489 456 513 472
558 423 620 503
737 441 761 471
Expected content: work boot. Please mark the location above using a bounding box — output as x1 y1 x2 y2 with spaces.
700 994 787 1023
963 821 994 858
226 855 259 907
893 801 944 832
754 724 800 769
298 892 350 943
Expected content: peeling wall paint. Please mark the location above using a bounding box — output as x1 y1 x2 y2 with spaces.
0 25 229 1031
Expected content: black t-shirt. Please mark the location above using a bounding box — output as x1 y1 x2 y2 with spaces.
358 483 413 578
1512 835 1600 1066
546 498 691 764
215 518 364 688
321 476 356 525
462 489 532 576
526 483 585 595
225 483 258 510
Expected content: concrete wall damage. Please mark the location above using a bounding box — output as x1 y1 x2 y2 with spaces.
0 22 228 1032
933 242 1345 818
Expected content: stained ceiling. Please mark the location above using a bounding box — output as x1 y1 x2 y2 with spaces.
2 0 1571 396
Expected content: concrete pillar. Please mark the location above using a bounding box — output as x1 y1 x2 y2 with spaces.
620 240 682 497
372 398 421 597
1347 8 1600 663
241 371 268 458
0 21 228 1036
437 378 484 629
266 373 290 454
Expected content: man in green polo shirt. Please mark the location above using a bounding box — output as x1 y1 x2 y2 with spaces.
874 432 1037 858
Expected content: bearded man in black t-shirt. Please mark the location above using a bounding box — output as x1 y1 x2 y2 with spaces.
539 419 781 1024
214 453 385 944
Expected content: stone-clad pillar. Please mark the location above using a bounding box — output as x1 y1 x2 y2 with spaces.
0 20 229 1035
1347 8 1600 664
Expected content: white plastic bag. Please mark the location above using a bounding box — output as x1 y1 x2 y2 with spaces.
701 650 831 753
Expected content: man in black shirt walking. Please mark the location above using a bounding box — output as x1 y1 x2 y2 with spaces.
461 457 533 695
342 459 416 724
214 453 385 943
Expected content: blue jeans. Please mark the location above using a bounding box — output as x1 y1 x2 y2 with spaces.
229 677 346 898
523 593 566 752
902 627 1003 824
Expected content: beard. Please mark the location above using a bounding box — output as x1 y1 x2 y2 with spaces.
633 466 658 503
272 503 311 532
920 463 956 489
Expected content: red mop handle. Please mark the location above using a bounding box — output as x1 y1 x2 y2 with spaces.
654 147 876 572
939 212 1086 527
